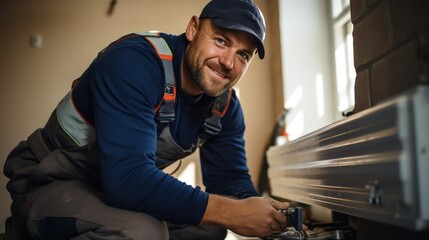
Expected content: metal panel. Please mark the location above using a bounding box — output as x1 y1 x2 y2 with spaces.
267 86 429 230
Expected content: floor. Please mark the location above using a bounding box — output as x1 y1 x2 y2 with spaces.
225 230 260 240
0 229 257 240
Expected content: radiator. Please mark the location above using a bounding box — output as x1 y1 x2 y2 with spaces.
267 85 429 230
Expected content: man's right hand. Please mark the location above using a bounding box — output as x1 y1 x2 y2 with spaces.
201 194 290 238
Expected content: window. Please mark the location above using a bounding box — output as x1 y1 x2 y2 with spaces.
279 0 355 141
279 0 337 140
331 0 355 114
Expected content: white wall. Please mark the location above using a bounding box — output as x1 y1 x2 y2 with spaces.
279 0 337 140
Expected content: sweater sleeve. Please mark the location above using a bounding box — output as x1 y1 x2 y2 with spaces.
199 90 258 199
87 40 208 224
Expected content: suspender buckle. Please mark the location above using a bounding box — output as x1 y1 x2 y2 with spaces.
156 100 175 124
202 113 222 137
199 89 232 142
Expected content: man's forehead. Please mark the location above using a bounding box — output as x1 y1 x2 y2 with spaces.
202 19 258 53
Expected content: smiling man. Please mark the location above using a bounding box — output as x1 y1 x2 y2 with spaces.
183 17 256 97
4 0 290 239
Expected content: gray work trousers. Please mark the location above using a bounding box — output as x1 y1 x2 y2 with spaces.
26 180 168 240
5 142 226 240
25 179 227 240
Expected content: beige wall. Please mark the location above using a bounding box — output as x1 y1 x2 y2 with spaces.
0 0 281 231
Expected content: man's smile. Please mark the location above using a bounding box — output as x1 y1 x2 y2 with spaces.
207 65 230 81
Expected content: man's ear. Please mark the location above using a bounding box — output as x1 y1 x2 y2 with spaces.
185 16 199 42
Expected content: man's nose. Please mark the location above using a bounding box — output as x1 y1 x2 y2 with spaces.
219 49 235 70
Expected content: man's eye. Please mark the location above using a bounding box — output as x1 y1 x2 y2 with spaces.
215 38 226 46
238 52 249 61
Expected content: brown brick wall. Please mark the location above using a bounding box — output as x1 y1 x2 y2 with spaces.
354 69 371 112
371 40 421 104
351 0 429 111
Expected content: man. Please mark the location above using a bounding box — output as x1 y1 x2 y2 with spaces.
4 0 290 239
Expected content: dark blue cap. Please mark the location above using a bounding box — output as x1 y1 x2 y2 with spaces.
199 0 266 59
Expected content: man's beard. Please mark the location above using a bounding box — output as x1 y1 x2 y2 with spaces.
188 62 229 97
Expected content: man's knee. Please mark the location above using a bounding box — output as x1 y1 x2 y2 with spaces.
116 214 168 240
28 215 168 240
26 180 169 240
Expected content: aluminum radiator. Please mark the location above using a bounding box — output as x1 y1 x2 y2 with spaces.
267 85 429 231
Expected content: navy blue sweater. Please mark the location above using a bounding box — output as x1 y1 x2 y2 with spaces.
72 33 258 225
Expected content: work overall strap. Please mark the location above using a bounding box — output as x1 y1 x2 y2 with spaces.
199 89 232 146
136 31 176 125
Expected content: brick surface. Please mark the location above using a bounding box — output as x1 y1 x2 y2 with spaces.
354 69 371 112
366 0 380 7
391 0 428 44
350 0 366 23
371 40 421 105
353 1 393 68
